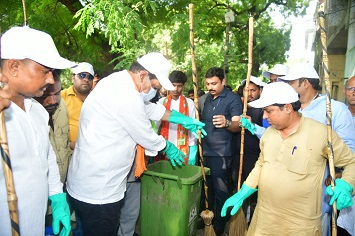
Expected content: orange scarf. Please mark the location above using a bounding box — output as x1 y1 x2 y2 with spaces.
159 94 189 164
134 122 157 178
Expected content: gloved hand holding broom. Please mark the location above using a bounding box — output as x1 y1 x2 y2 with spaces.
326 178 353 210
221 184 257 217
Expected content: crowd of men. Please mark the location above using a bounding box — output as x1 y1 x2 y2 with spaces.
1 25 355 236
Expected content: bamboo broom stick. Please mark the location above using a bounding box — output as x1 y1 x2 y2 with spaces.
228 16 254 236
318 4 337 236
189 4 216 236
0 29 20 235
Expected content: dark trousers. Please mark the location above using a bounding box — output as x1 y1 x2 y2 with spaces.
205 155 232 235
69 194 121 236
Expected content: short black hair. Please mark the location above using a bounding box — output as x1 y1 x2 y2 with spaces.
129 61 156 79
272 100 301 111
52 69 62 82
306 78 322 91
205 67 224 82
188 89 194 95
197 90 205 97
169 70 187 84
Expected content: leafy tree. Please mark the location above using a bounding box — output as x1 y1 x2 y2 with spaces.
1 0 309 90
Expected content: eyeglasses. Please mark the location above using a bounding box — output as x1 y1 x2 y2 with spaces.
77 73 94 81
345 87 355 92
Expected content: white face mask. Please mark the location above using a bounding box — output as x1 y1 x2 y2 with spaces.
140 86 157 103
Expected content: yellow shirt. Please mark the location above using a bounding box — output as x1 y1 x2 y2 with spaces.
245 116 355 236
61 85 83 142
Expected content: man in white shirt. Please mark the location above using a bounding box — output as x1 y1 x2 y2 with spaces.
0 26 75 236
66 52 206 235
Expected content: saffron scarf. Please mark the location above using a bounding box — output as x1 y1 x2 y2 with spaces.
160 94 189 164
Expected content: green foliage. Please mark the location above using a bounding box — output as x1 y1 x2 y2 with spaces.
0 0 310 92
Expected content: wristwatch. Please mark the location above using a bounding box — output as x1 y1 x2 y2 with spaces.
226 120 231 128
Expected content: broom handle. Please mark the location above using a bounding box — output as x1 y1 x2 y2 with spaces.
318 4 337 235
0 113 20 236
22 0 28 26
0 27 20 236
189 3 209 209
238 17 254 191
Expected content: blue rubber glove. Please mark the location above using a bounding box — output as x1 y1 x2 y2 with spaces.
326 178 354 210
240 117 256 135
163 140 185 167
188 145 198 165
221 184 257 217
168 110 207 138
49 193 71 236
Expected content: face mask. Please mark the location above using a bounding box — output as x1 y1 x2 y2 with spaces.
141 87 157 103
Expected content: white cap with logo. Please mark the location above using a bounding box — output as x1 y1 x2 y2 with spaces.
137 52 174 90
73 62 95 76
1 26 76 69
278 63 319 81
262 64 288 79
248 82 299 108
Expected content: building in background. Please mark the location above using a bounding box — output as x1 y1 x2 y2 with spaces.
314 0 355 102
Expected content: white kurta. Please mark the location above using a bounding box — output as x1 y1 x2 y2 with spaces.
0 99 62 236
156 96 197 147
66 70 167 205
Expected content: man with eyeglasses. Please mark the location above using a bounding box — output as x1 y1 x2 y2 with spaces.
61 62 95 150
0 26 75 236
344 76 355 122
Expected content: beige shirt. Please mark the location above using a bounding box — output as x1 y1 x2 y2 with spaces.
49 98 72 183
245 116 355 235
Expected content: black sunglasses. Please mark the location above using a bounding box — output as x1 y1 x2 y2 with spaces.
77 72 94 81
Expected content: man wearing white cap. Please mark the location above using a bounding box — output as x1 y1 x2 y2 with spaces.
66 52 206 235
232 76 264 222
0 26 76 236
61 62 95 150
279 62 355 236
221 82 355 235
262 63 288 83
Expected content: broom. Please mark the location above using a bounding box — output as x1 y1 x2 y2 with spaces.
0 29 20 235
228 16 254 236
318 4 337 235
189 4 216 236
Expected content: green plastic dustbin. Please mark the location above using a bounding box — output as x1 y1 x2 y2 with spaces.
140 160 210 236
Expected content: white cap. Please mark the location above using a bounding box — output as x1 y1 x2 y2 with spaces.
1 26 76 69
137 52 174 90
72 62 95 76
242 76 267 87
248 82 299 108
279 63 319 81
262 64 288 78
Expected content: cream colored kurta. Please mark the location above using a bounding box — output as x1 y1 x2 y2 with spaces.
245 116 355 236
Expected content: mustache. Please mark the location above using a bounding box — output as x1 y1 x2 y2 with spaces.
44 104 59 110
209 90 215 93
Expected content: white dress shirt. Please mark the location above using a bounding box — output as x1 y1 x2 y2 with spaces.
66 70 166 204
0 99 62 235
